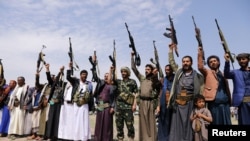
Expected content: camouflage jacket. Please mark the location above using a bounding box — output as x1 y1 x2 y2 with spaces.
114 79 138 109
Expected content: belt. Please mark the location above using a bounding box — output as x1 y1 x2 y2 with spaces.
139 96 154 101
33 106 40 111
243 96 250 103
66 101 73 104
96 103 110 109
176 94 194 101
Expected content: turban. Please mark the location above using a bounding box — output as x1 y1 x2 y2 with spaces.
120 66 131 76
236 53 250 60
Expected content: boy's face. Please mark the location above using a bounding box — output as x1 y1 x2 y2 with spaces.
195 98 205 109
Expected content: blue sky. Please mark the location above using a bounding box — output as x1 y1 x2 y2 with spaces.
0 0 249 88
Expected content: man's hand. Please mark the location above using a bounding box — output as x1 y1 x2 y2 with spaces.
110 107 114 114
169 43 176 52
131 51 135 57
224 53 230 62
155 106 160 115
60 66 65 73
69 62 73 68
198 46 203 53
132 104 137 112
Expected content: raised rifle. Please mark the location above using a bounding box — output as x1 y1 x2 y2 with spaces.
109 40 117 80
125 22 141 66
215 19 235 69
192 16 206 65
89 50 98 82
68 37 79 75
0 59 4 79
150 40 164 78
0 59 6 87
163 15 179 57
37 45 46 73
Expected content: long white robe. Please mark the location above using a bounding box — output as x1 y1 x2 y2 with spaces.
58 82 91 141
58 83 75 140
8 85 28 135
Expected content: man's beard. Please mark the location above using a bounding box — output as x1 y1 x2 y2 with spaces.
240 62 249 68
182 65 192 71
146 72 153 78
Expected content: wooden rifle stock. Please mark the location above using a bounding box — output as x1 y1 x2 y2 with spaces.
215 19 235 69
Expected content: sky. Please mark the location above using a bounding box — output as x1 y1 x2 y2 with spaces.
0 0 249 89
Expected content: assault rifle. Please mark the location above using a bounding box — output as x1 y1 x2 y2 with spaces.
163 15 179 57
192 16 206 65
150 40 163 78
89 50 98 82
215 19 235 69
68 37 79 75
37 45 46 73
0 59 4 79
0 59 6 87
109 40 117 80
109 40 116 68
125 22 141 66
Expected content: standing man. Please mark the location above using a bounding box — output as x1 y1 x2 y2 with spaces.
0 80 16 137
93 67 115 141
45 64 66 140
113 65 138 141
8 76 29 140
66 62 93 141
131 52 161 141
224 53 250 125
27 72 45 140
157 64 175 141
198 47 231 125
167 43 204 141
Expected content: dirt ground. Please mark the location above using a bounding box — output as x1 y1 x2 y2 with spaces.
0 114 238 141
0 113 139 141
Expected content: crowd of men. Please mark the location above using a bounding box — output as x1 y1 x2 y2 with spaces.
0 42 249 141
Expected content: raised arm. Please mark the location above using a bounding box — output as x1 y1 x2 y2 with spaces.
66 62 76 85
197 47 208 75
224 53 234 79
131 51 142 81
45 64 54 85
168 43 178 72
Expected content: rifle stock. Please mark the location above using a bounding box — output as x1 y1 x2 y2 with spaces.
215 19 235 68
125 22 141 66
163 15 179 57
192 16 206 65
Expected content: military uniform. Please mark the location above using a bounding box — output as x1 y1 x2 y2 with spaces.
114 78 138 140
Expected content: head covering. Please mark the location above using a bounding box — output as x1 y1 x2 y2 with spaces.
120 66 131 76
206 55 220 68
236 53 250 60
